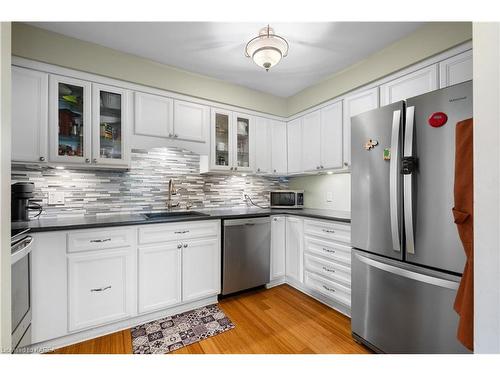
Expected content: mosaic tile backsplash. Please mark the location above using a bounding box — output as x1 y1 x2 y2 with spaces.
11 147 288 219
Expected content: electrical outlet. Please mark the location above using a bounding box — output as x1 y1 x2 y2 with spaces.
326 191 333 203
48 191 65 205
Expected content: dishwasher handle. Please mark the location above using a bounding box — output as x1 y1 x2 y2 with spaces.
223 217 271 226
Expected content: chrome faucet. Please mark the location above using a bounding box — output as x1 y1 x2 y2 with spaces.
167 178 179 210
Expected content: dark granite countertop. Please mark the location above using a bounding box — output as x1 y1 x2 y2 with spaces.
24 207 351 233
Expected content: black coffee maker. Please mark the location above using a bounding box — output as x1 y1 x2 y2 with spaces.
11 182 42 222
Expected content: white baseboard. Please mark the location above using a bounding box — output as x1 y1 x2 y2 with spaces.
27 295 217 353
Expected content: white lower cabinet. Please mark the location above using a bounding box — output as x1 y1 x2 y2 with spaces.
303 218 352 310
68 247 135 332
138 243 182 314
270 216 286 281
285 216 304 283
182 237 221 302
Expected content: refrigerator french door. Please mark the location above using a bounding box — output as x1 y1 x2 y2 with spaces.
350 81 472 354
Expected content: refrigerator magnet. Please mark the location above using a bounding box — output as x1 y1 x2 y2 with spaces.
383 148 391 160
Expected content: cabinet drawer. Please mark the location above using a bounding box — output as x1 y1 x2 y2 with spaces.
68 248 134 331
304 236 352 265
138 220 219 245
304 271 351 307
67 228 134 253
304 219 351 244
304 254 351 286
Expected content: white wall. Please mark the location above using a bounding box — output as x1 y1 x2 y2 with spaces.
473 22 500 353
0 22 12 352
288 173 351 211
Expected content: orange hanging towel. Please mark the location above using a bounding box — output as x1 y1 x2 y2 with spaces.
452 118 474 351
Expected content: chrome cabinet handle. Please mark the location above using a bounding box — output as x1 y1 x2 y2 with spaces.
322 266 335 273
343 162 348 167
90 238 111 243
234 167 238 171
168 133 173 137
85 158 90 163
257 168 260 172
322 229 335 233
93 158 97 163
273 218 278 221
320 165 324 169
322 285 335 292
274 169 277 173
177 244 182 249
322 247 335 253
174 134 178 138
90 285 112 292
39 156 46 162
316 166 320 170
174 230 189 234
183 243 188 248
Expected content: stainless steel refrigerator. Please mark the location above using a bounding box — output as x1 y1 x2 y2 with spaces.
350 80 472 354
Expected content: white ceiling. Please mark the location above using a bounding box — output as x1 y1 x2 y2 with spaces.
28 22 425 97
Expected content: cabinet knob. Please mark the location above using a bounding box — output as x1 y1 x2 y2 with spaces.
39 156 46 162
320 165 324 169
177 244 182 249
316 166 320 170
85 158 90 163
274 169 277 173
230 167 234 171
168 133 173 138
257 168 260 172
183 243 188 248
273 218 278 221
234 167 238 171
344 162 348 167
93 158 97 163
174 134 178 138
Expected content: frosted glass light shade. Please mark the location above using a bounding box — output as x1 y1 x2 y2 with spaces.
245 26 289 71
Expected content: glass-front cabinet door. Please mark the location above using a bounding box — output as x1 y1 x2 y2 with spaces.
49 75 91 164
211 108 233 171
233 113 253 172
92 84 129 166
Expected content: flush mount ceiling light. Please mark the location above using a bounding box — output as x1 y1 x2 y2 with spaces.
245 25 289 72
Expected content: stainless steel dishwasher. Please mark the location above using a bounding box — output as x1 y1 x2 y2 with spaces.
222 216 271 295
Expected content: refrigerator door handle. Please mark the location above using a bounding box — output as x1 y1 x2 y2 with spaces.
404 106 416 254
389 109 401 252
354 253 460 290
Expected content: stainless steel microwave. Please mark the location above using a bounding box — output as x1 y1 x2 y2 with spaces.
270 190 304 208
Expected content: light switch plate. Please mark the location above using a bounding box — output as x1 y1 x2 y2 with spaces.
48 191 65 205
326 192 333 203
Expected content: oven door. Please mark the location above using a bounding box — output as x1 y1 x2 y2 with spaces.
11 236 33 352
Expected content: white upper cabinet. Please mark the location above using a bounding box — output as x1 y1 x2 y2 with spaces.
380 64 438 106
287 118 303 174
301 110 321 172
270 120 288 175
343 87 379 167
134 91 174 138
254 116 271 174
320 101 343 170
49 75 92 165
209 108 254 173
12 67 48 163
173 100 209 142
439 50 473 88
92 83 130 166
232 112 254 173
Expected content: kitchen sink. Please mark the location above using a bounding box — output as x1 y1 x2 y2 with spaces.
144 211 210 220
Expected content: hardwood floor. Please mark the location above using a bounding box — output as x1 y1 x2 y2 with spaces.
50 285 371 354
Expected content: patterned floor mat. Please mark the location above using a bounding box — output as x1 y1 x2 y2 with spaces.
131 304 235 354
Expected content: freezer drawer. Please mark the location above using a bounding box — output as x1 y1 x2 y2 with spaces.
351 249 470 354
